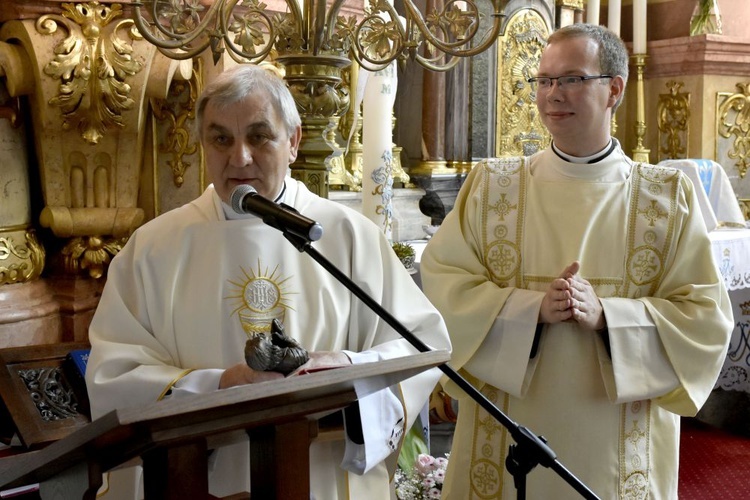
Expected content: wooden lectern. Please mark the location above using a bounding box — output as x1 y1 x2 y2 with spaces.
0 350 449 499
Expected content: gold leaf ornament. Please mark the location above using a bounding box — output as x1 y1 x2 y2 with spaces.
38 2 144 144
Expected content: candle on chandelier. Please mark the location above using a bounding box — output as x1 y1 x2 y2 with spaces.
633 0 647 54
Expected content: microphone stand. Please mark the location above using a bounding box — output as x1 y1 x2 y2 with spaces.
280 230 601 500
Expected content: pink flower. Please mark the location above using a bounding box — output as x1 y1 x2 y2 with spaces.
422 476 436 489
427 487 442 498
434 468 446 483
415 453 436 475
434 457 449 470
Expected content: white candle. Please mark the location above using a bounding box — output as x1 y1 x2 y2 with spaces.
608 0 621 36
361 63 397 237
633 0 647 54
587 0 600 25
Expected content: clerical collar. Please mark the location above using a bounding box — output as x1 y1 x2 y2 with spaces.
552 139 616 164
221 182 287 220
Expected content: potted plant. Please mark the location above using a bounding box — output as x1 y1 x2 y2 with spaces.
392 241 416 271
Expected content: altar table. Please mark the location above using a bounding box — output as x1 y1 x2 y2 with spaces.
709 228 750 394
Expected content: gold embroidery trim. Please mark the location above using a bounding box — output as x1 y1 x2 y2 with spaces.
480 157 525 289
470 387 510 499
619 401 651 499
157 368 196 401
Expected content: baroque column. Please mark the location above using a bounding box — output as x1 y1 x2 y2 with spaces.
0 76 51 347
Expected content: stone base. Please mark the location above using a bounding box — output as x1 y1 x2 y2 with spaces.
0 275 104 348
48 275 104 343
0 279 62 348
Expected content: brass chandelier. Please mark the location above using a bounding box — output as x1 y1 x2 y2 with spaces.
132 0 506 71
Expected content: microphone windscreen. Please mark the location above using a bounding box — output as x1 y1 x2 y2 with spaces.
230 184 256 214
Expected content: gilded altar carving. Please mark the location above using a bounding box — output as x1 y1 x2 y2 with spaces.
0 228 45 285
717 83 750 179
0 1 193 278
495 9 550 157
60 235 125 280
38 2 144 145
739 199 750 220
150 58 202 188
657 81 690 161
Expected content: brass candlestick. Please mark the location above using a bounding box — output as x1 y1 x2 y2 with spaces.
631 53 650 163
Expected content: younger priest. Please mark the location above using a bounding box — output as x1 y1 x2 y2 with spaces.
421 23 733 499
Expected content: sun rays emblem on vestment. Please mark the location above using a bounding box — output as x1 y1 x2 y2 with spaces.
225 261 296 335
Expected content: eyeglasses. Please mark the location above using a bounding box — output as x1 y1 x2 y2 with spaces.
527 75 613 91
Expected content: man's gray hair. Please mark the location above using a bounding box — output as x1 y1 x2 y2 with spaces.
548 23 629 109
196 64 301 137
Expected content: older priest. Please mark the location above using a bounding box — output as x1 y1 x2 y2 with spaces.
85 65 452 499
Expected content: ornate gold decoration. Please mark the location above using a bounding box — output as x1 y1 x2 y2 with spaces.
495 9 550 157
227 262 295 334
60 235 125 279
717 83 750 179
37 2 144 145
332 64 361 191
657 81 690 161
0 228 45 285
340 111 364 191
281 53 350 197
150 58 202 187
631 54 650 163
739 198 750 220
558 0 584 9
391 113 410 186
133 0 505 71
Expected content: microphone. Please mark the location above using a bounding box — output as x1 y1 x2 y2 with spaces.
230 184 324 242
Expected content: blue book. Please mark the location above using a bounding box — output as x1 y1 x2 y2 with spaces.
63 348 91 419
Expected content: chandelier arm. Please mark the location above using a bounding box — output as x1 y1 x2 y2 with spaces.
379 1 409 38
154 45 209 60
222 44 270 64
415 52 462 72
132 1 219 50
325 0 348 39
133 1 180 42
313 0 328 54
348 48 393 73
401 0 505 57
352 15 404 68
283 0 304 34
218 5 276 63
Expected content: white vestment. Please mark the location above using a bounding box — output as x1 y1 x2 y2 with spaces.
86 177 451 499
420 144 733 499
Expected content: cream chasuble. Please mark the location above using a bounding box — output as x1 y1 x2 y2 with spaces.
86 178 451 499
420 145 733 500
